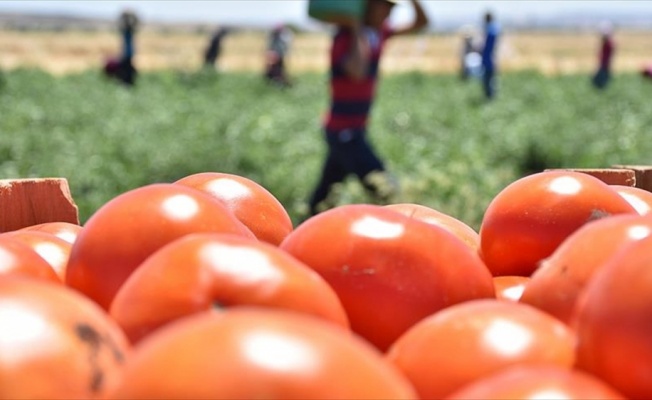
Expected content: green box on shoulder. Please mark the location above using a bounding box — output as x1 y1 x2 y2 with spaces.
307 0 366 25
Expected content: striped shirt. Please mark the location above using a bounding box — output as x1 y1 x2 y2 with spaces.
324 25 394 133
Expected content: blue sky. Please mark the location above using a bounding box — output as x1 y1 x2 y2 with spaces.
0 1 649 28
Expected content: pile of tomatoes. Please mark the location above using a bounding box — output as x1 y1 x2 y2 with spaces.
2 170 652 399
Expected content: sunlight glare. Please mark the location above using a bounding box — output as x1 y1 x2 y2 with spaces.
502 286 526 301
201 243 282 285
626 225 652 240
482 318 533 357
620 193 651 215
33 243 66 268
530 389 569 400
0 301 54 364
549 176 582 196
206 179 251 201
351 216 404 240
243 331 318 373
162 194 200 220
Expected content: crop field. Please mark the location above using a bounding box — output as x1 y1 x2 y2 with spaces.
1 28 651 75
1 29 651 230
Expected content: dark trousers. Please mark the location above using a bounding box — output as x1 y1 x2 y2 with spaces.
592 67 611 89
482 66 496 99
117 57 137 86
309 129 386 215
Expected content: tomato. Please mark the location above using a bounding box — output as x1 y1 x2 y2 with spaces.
20 221 83 244
479 170 637 277
4 230 72 281
110 233 349 344
611 184 652 215
572 234 652 399
493 276 530 302
280 204 495 351
447 365 625 399
175 172 293 246
386 299 576 399
0 234 60 283
66 183 256 310
384 203 480 251
0 276 130 399
520 213 652 324
106 308 417 399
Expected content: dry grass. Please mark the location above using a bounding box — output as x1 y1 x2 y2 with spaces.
1 28 650 76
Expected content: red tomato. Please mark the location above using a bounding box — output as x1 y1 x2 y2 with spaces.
106 308 417 399
520 213 652 324
175 172 293 246
21 221 82 244
0 235 60 283
446 365 625 400
493 276 530 302
611 184 652 215
4 230 72 281
280 204 495 351
573 234 652 399
110 233 349 344
384 203 480 251
66 183 256 310
386 299 576 399
0 276 130 398
479 170 637 277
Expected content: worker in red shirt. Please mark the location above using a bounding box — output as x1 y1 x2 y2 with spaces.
592 22 615 89
307 0 429 216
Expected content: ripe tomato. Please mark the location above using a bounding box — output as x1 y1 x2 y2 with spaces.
447 365 625 399
4 230 72 281
611 184 652 215
384 203 480 251
106 308 417 399
280 204 495 351
175 172 293 246
0 234 60 283
573 234 652 399
520 213 652 324
0 276 130 399
479 170 637 277
386 299 576 399
20 221 83 244
493 276 530 302
66 183 256 310
110 233 349 344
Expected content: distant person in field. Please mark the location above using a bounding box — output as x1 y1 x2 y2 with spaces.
203 27 229 70
592 22 615 90
460 26 481 81
104 10 139 86
642 63 652 80
307 0 429 216
480 11 500 99
264 24 293 87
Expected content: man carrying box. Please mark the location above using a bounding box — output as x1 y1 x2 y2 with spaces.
308 0 429 216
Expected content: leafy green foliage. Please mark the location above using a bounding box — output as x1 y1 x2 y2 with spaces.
1 68 650 230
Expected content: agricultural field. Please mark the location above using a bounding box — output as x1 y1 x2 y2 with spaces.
0 28 651 230
1 28 651 75
3 27 652 399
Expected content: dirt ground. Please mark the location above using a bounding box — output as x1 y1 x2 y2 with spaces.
1 28 650 76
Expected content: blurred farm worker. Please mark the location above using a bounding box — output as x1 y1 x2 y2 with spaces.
264 24 293 87
592 22 615 90
460 26 481 81
642 63 652 80
104 10 139 86
480 11 500 99
204 27 229 70
307 0 429 216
